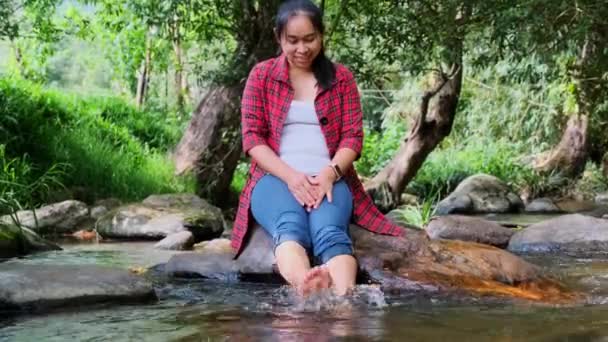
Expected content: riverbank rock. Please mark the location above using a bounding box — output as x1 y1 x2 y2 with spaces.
0 200 89 234
508 214 608 255
596 192 608 205
436 174 524 215
158 224 575 302
0 223 61 259
525 198 562 213
425 215 515 248
96 194 224 241
154 231 195 250
0 264 156 313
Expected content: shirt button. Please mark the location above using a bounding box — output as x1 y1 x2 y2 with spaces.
319 117 329 125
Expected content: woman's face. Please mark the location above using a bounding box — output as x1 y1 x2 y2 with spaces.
278 14 322 70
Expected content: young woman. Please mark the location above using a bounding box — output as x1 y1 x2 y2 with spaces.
231 0 403 296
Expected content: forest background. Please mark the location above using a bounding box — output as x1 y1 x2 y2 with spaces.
1 0 607 225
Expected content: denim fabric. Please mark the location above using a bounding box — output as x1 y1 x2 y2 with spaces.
250 174 353 264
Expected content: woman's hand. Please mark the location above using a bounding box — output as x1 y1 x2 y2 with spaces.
308 166 337 209
286 171 318 210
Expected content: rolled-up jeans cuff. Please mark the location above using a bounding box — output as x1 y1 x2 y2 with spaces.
319 243 353 264
273 232 310 253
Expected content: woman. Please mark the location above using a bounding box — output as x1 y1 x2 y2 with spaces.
231 0 403 296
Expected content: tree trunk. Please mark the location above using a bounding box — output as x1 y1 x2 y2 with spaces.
172 21 185 114
532 114 589 176
135 33 152 109
173 85 243 205
364 64 463 211
9 39 26 78
173 0 280 207
602 153 608 179
532 34 598 178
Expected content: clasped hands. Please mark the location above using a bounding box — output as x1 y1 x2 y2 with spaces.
286 166 338 211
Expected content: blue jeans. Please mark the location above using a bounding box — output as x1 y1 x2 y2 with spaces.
250 174 354 264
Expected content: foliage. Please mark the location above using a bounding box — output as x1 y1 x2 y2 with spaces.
356 125 404 178
0 77 194 205
391 200 436 228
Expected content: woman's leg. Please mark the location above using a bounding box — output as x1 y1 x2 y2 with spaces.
250 174 312 292
308 180 357 295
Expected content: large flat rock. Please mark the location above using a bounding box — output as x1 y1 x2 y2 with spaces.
508 214 608 255
426 215 515 248
0 264 156 313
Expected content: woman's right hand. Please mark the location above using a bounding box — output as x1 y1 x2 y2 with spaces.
286 171 318 210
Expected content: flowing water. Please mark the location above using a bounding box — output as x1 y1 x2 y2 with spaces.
2 224 608 341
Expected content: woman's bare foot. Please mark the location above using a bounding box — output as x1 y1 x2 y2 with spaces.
299 266 332 297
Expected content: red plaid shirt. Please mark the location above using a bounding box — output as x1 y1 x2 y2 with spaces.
231 55 404 255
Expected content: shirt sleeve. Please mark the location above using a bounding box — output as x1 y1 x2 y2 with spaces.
241 64 269 155
338 69 364 158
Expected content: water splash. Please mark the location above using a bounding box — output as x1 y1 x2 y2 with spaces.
257 284 387 314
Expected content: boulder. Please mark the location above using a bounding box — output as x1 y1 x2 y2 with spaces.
0 223 61 259
154 231 195 250
596 192 608 205
436 174 524 215
0 200 89 234
525 198 562 213
163 226 278 283
96 194 224 241
426 215 515 248
508 214 608 255
0 264 156 313
90 198 122 220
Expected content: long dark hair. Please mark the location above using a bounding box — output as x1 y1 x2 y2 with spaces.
275 0 336 89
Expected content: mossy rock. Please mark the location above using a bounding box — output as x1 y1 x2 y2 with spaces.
183 211 224 242
0 224 22 259
0 223 61 260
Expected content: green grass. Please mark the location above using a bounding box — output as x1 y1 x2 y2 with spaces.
0 77 194 210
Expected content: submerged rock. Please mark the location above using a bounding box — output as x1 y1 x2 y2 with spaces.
97 194 224 241
158 223 575 302
508 214 608 255
0 223 61 259
0 264 156 313
0 200 89 234
426 215 515 248
436 174 524 215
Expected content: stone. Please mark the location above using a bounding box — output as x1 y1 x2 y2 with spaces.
162 226 277 282
436 174 524 215
525 198 561 213
400 193 419 206
508 214 608 255
90 206 109 220
142 194 209 210
596 192 608 205
0 223 61 259
159 223 575 302
426 215 515 248
96 194 224 241
0 200 89 234
0 264 156 313
154 231 195 250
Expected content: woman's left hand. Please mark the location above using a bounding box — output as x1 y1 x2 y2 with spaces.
307 166 337 209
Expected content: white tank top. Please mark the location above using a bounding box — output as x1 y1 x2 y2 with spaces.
279 100 331 176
